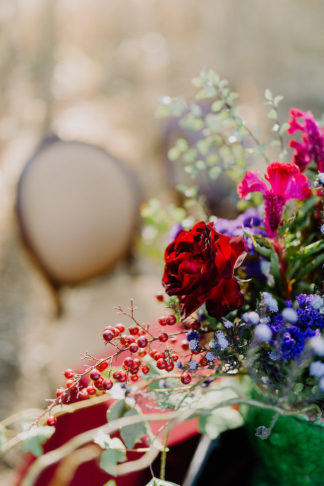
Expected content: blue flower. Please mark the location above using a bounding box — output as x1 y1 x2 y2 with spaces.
205 352 215 362
216 331 229 350
186 331 199 342
189 339 199 351
188 361 198 370
310 361 324 378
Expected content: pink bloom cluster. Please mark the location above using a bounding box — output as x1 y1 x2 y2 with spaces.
288 108 324 172
237 162 311 238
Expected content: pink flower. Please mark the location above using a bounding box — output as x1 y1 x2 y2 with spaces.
237 162 311 238
287 108 324 172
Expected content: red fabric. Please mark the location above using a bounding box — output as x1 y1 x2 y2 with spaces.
16 323 199 485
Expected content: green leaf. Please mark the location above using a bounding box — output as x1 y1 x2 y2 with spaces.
267 109 277 120
100 448 127 477
198 407 243 439
264 89 273 100
120 409 147 449
279 122 289 135
107 399 128 423
211 99 224 112
19 426 55 457
0 424 6 453
273 95 284 107
270 246 281 281
145 479 180 486
103 481 117 486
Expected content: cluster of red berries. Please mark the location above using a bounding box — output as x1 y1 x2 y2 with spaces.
46 306 198 426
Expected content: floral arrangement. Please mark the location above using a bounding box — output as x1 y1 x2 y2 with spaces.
1 70 324 486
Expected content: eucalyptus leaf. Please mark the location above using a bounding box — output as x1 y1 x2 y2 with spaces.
145 479 180 486
120 409 147 449
107 399 127 424
19 425 55 457
100 448 126 477
198 406 243 439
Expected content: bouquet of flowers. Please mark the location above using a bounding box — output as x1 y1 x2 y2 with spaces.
2 70 324 486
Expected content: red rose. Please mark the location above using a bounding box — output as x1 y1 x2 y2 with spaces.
162 222 247 318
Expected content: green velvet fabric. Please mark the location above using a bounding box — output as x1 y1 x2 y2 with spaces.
244 399 324 486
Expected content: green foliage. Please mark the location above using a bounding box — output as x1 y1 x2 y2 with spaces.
100 446 126 477
18 425 55 457
107 399 147 449
0 425 6 453
145 479 180 486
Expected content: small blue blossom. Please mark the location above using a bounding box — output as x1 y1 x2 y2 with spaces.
310 361 324 378
269 351 278 361
309 336 324 356
254 324 272 342
205 352 215 362
282 308 298 324
186 331 199 341
176 360 183 369
209 340 216 349
224 320 233 329
320 377 324 392
189 339 199 351
262 292 278 312
216 330 229 350
311 295 324 310
321 224 324 235
188 360 198 370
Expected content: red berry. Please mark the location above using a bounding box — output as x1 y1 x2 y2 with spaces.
139 329 146 335
192 349 201 355
137 337 148 348
120 334 130 347
79 389 89 400
150 349 158 358
133 358 141 366
115 324 125 333
158 333 168 342
56 387 65 397
130 374 139 382
103 378 113 391
129 326 140 335
141 365 150 374
158 316 168 326
169 336 177 343
165 362 174 372
155 292 164 302
181 373 192 385
94 378 104 390
138 350 147 357
87 385 96 395
96 361 108 372
66 379 74 388
47 416 57 426
113 371 121 380
167 315 176 325
129 343 139 353
156 358 167 370
118 371 127 383
123 357 134 368
200 358 208 366
181 340 189 350
90 369 101 381
103 329 114 342
64 369 74 379
171 354 179 362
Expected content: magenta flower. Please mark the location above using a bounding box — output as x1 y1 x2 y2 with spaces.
237 162 311 238
287 108 324 172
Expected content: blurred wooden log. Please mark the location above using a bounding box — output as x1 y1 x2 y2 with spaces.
16 137 140 314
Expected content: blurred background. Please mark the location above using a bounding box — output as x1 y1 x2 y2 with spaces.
1 0 324 481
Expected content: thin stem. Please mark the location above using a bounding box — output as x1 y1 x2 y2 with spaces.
160 427 170 481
